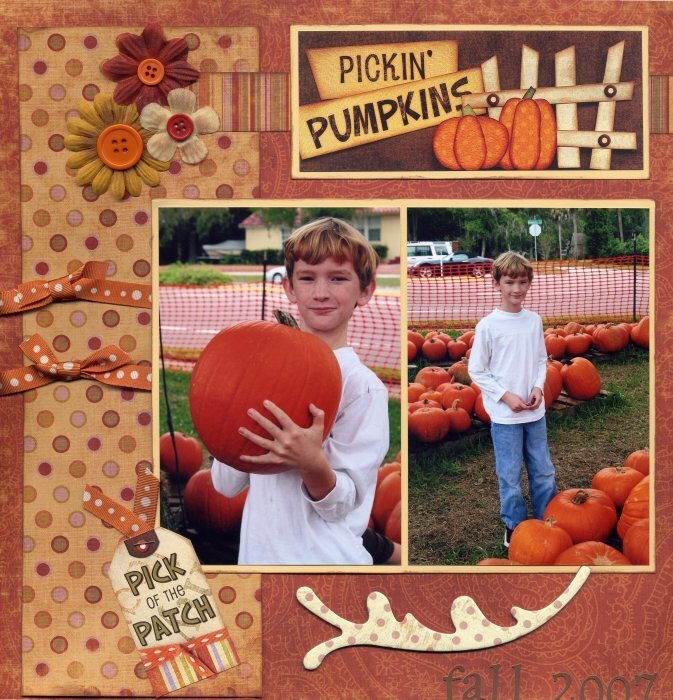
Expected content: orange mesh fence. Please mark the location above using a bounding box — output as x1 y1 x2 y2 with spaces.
408 256 649 331
159 282 401 393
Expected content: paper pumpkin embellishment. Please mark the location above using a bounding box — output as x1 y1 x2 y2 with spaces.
82 469 239 696
101 23 200 111
0 333 151 396
0 261 151 315
141 88 220 164
65 93 169 200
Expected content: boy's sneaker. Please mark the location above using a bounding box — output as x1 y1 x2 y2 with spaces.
503 527 514 548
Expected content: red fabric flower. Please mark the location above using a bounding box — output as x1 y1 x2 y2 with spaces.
101 23 200 111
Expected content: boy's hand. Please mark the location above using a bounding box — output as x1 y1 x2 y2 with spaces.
501 391 530 413
239 401 336 500
526 387 544 410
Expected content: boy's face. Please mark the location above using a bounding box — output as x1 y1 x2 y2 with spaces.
493 273 531 312
282 257 375 347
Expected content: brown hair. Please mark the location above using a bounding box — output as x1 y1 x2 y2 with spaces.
492 251 534 281
284 217 379 289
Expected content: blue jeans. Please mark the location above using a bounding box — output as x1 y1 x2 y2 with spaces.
490 417 557 529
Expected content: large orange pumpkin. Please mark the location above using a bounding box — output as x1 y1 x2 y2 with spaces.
617 476 650 539
408 331 425 351
190 320 341 474
372 471 401 531
377 462 401 488
445 399 472 434
499 87 557 170
624 448 649 476
564 333 593 357
408 340 418 362
384 501 402 543
446 339 468 360
546 363 563 404
409 399 442 413
447 358 472 386
593 325 628 353
183 469 248 536
590 466 644 509
622 518 649 565
561 357 601 400
508 518 573 566
543 488 617 544
415 366 450 389
473 392 490 424
408 383 427 403
422 337 447 361
159 431 203 481
408 407 451 443
433 107 509 170
630 316 649 349
545 334 566 359
440 383 477 414
554 541 631 566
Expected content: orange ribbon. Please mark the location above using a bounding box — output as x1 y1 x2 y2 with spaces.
0 261 152 315
83 484 154 539
0 333 151 395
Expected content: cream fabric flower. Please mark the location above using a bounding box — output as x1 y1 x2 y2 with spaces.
140 88 220 165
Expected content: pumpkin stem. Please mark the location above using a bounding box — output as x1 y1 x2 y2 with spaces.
273 309 300 328
571 489 590 505
463 104 477 117
523 86 537 99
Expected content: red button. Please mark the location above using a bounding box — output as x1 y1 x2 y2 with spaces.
96 124 144 170
137 58 165 86
166 113 194 142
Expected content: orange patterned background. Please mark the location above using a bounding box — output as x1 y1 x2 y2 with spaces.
1 1 673 699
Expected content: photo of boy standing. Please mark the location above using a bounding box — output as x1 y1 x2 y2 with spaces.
468 251 558 547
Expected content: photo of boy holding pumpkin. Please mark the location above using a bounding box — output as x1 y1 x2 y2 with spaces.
210 217 393 565
468 251 558 547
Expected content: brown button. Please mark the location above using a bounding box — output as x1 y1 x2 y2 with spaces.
96 124 144 170
137 58 165 86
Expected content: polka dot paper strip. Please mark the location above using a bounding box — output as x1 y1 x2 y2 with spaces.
0 260 151 315
0 333 151 395
19 25 262 697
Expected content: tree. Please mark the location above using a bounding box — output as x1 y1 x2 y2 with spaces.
159 208 237 264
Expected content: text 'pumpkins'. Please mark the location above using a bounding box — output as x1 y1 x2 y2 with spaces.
190 320 342 474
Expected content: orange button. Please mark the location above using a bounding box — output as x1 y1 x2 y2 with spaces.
137 58 165 86
96 124 144 171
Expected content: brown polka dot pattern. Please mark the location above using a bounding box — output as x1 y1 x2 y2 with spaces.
19 25 261 698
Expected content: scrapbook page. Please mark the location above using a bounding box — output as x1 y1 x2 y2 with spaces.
0 2 670 699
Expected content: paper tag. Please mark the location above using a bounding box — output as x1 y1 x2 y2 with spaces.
108 527 224 649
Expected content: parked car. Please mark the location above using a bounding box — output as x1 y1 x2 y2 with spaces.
265 265 287 283
406 241 454 267
409 252 494 278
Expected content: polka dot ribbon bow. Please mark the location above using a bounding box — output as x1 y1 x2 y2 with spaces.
0 260 151 315
0 333 151 395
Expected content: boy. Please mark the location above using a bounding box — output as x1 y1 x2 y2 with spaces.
211 217 390 565
467 251 557 547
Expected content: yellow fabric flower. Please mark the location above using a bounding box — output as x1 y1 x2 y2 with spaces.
65 93 169 200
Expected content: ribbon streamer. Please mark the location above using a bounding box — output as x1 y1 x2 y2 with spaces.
83 485 153 539
0 333 151 395
0 261 152 315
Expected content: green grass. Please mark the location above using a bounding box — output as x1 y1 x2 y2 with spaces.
160 370 402 463
409 348 649 566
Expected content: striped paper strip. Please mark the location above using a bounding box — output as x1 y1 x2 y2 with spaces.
204 636 240 671
650 75 670 133
198 73 289 131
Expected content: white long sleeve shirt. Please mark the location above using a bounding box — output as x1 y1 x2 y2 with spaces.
211 347 389 565
468 307 548 425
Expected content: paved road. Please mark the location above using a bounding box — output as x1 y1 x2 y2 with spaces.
408 267 649 327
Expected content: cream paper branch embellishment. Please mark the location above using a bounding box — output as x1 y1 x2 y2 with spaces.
298 566 590 669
